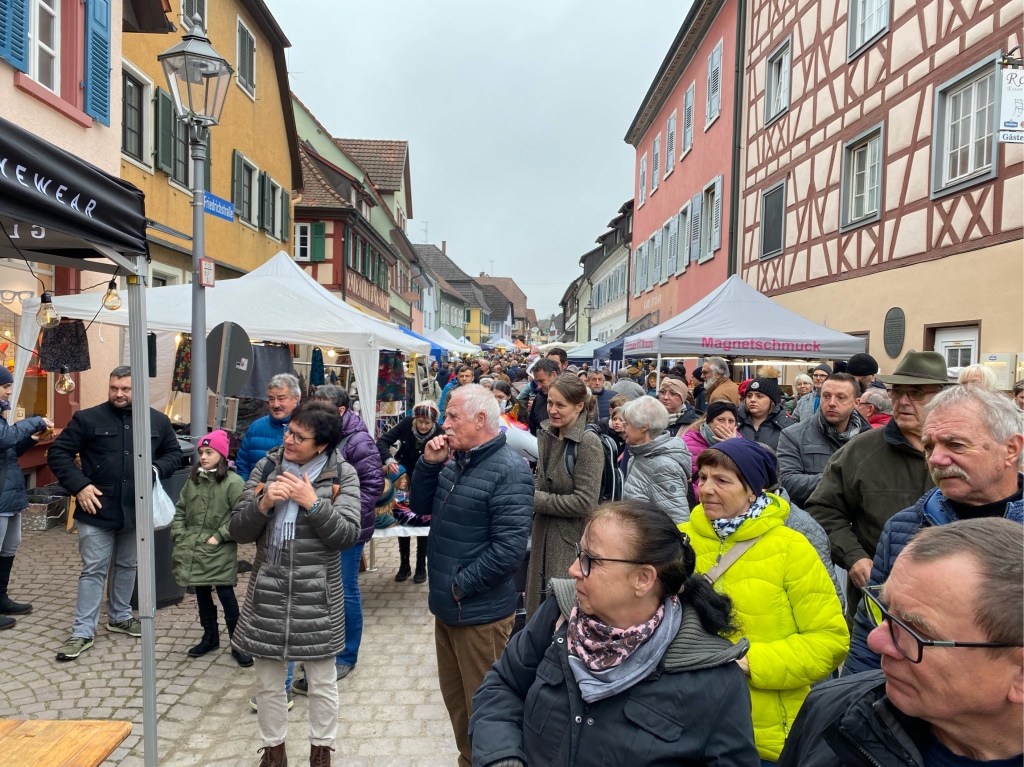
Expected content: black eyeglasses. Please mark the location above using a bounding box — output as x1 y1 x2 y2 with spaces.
862 586 1016 664
283 428 311 445
573 543 645 578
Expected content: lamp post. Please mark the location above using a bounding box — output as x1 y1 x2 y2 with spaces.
158 18 233 447
582 300 595 343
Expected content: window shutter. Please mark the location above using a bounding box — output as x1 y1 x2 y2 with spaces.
679 210 690 270
232 150 244 207
203 133 212 193
652 136 660 190
83 0 112 125
690 193 702 263
640 242 649 289
259 172 273 231
639 156 647 206
712 175 723 251
0 0 30 72
683 85 694 151
707 42 722 121
311 222 326 262
154 88 174 174
631 248 639 296
280 188 290 242
667 216 678 273
666 114 676 173
652 232 662 283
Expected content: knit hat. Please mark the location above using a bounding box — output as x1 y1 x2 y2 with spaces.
738 378 753 398
375 477 396 509
413 401 439 422
709 439 778 496
705 401 738 424
745 377 781 406
198 429 230 459
813 363 833 376
0 367 12 387
846 353 879 377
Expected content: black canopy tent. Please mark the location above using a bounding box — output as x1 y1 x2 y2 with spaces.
0 115 162 765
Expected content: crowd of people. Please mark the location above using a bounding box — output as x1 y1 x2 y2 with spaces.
0 345 1021 767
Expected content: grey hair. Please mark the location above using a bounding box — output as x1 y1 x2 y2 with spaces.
110 365 131 379
450 384 500 432
925 383 1024 444
859 388 892 414
622 395 670 434
957 364 998 388
794 373 812 386
706 356 729 379
267 373 301 398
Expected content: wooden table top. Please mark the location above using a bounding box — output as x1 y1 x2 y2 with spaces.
0 719 133 767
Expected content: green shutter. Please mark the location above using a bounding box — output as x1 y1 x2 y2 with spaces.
280 187 290 241
231 150 243 208
203 133 212 193
154 88 174 174
311 222 326 262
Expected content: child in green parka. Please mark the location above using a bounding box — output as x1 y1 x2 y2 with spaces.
170 430 251 667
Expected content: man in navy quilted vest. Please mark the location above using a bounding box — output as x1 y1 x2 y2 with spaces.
412 384 533 767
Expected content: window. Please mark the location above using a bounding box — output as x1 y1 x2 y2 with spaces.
931 59 997 198
765 39 791 125
841 124 882 229
29 0 59 93
682 83 695 155
691 176 723 263
181 0 206 30
676 204 690 273
232 150 259 225
122 70 145 162
465 309 472 324
706 40 723 127
236 19 256 96
760 180 786 258
294 223 311 261
848 0 889 59
665 112 676 176
155 87 210 188
652 134 661 193
638 154 647 206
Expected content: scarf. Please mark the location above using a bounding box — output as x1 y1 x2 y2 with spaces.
266 450 330 566
710 492 772 539
819 408 864 447
412 423 438 453
699 422 724 447
567 596 682 703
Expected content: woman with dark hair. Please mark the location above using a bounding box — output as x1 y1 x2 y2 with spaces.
526 373 603 618
471 500 759 767
680 439 848 764
229 401 362 767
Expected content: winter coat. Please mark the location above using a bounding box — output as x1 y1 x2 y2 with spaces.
679 493 849 761
736 404 796 452
592 388 615 421
228 446 361 660
805 419 933 571
866 413 891 428
234 412 291 481
705 377 740 406
0 412 47 516
776 671 933 767
412 433 534 626
664 405 698 433
777 411 871 508
469 579 759 767
791 391 819 423
376 415 442 477
48 402 182 531
171 470 245 586
844 479 1024 675
622 432 692 524
778 490 847 612
527 416 603 617
338 410 384 545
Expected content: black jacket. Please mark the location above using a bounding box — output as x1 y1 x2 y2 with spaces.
48 402 182 531
376 416 442 477
470 581 758 767
737 404 796 451
412 433 533 626
778 671 937 767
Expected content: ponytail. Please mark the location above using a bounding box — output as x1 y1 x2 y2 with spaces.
677 574 738 637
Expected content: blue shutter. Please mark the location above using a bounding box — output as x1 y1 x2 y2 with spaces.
712 175 723 251
84 0 112 126
689 193 702 263
0 0 29 72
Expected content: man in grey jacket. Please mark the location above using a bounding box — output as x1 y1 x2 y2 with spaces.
778 373 871 507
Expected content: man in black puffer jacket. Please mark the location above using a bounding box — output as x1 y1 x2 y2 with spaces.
412 384 533 767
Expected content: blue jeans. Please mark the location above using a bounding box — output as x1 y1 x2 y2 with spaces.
337 542 364 667
0 513 22 557
71 522 137 638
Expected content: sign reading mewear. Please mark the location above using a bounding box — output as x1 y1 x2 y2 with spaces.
999 68 1024 143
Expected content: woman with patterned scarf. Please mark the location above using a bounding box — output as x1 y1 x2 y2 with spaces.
470 500 760 767
679 439 849 765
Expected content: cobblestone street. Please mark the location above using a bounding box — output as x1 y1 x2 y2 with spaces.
0 526 457 767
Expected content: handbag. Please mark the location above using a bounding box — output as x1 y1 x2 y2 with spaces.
152 467 175 530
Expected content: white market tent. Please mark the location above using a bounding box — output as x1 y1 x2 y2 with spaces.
12 252 430 431
486 335 518 349
623 275 867 359
427 326 480 355
566 339 605 361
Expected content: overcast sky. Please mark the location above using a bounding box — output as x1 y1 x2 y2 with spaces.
264 0 691 318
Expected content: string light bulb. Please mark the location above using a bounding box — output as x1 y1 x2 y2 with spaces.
327 349 336 358
35 292 60 329
55 366 76 394
102 280 122 311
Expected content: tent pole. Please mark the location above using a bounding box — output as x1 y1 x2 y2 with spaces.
656 354 662 391
127 262 159 767
189 123 210 447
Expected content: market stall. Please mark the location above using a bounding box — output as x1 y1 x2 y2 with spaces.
426 326 480 356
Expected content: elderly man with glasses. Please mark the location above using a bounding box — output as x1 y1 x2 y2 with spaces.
806 351 947 618
777 517 1023 767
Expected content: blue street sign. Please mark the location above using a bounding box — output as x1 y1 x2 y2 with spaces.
203 191 235 222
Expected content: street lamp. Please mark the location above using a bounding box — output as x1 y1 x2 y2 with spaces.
582 300 594 343
158 19 233 446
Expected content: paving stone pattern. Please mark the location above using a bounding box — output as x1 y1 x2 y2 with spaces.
0 527 458 766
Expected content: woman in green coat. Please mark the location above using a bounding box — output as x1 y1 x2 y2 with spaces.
170 430 250 666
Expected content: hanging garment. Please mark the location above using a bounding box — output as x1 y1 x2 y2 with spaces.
172 333 192 393
237 345 298 400
310 347 325 387
38 320 91 372
377 352 406 402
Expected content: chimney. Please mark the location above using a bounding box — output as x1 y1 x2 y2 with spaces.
480 271 486 277
441 240 446 254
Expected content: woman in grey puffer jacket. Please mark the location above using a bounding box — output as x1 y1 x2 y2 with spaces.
229 402 361 767
621 396 692 524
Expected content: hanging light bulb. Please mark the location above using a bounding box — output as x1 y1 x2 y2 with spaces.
102 280 122 311
55 366 76 395
327 348 336 358
35 292 60 328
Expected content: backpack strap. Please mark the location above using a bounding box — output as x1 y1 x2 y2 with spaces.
703 535 763 585
563 424 599 478
253 457 276 497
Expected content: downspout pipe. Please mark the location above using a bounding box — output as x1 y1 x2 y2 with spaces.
727 0 748 278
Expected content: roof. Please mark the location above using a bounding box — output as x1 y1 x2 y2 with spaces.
334 138 408 192
455 282 491 313
434 275 467 304
479 284 513 317
297 146 353 209
526 308 537 326
411 244 473 282
475 276 529 319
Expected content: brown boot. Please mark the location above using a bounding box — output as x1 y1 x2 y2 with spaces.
258 743 287 767
309 745 333 767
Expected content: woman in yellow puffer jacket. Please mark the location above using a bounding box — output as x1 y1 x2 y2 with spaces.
678 439 848 764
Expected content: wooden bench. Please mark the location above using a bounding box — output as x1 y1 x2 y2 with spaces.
0 719 132 767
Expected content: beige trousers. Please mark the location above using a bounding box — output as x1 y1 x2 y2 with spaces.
253 657 338 747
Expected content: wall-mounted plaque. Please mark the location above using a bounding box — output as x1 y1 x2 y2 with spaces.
883 308 905 359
